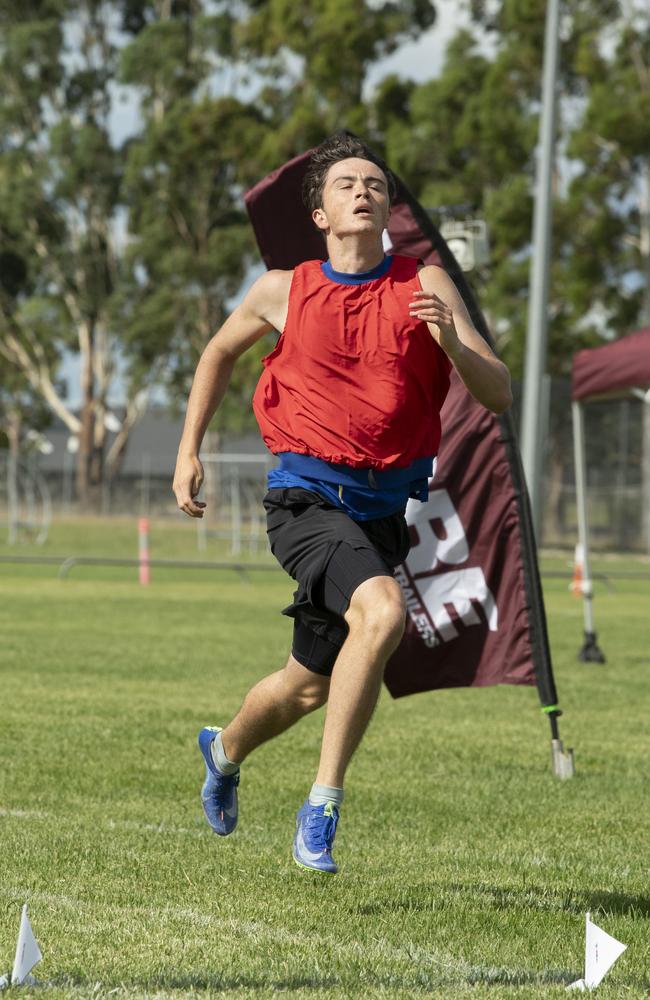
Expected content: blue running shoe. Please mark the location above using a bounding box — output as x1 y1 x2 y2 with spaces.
198 726 239 836
292 799 339 875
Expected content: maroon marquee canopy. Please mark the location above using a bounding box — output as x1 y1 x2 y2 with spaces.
570 325 650 666
572 327 650 402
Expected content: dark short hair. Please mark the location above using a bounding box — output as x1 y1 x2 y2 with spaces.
302 133 396 213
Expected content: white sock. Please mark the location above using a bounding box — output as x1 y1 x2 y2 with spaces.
309 783 344 808
210 731 239 775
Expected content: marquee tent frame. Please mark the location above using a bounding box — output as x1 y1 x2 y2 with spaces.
571 327 650 661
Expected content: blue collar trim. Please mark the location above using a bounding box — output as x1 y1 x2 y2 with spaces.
321 255 392 285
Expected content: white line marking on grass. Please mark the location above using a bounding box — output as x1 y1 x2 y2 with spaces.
4 888 551 987
1 807 206 838
6 888 79 909
0 807 47 820
105 819 204 837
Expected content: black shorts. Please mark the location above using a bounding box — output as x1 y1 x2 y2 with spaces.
264 487 410 676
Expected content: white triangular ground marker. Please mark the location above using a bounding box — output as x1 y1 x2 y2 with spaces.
10 905 42 986
567 912 627 991
584 911 626 988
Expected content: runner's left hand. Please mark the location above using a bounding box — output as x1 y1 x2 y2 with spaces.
409 290 461 358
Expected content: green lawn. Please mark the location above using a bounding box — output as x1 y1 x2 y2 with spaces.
0 520 649 998
0 513 277 566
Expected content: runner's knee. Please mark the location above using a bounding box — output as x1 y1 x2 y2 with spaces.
283 655 330 711
345 577 406 647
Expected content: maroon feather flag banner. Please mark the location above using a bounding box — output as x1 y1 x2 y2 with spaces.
245 147 559 708
389 375 534 695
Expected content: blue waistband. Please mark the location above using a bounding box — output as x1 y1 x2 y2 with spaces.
275 452 434 489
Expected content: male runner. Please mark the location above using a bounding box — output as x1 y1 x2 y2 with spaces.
173 134 511 875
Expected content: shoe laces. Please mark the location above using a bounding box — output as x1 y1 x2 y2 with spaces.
212 768 239 794
210 770 239 823
304 801 339 853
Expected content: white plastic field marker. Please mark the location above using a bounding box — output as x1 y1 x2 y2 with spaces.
11 905 42 985
139 516 150 585
584 911 627 988
567 912 627 991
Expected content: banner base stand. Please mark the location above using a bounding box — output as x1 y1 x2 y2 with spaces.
551 738 575 779
578 631 606 664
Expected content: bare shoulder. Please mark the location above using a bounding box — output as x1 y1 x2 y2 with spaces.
245 268 293 320
417 263 459 298
417 264 476 324
255 268 294 295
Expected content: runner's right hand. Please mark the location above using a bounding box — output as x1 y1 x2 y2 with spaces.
173 453 207 518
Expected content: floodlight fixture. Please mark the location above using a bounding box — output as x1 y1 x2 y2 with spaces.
439 219 490 272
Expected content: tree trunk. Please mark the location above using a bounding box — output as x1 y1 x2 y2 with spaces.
544 443 566 545
76 334 103 511
6 410 21 544
106 391 149 485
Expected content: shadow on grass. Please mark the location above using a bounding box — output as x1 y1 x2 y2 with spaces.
50 973 342 993
352 881 650 918
582 888 650 917
50 968 576 994
464 883 650 919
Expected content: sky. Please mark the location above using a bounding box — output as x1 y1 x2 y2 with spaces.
62 1 469 409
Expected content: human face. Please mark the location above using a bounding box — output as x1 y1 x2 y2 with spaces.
312 157 390 239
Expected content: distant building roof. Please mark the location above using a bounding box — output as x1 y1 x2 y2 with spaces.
37 408 270 476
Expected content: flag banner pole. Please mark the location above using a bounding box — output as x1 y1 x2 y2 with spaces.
385 178 573 778
244 141 573 777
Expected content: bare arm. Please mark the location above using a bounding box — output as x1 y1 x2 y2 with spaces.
411 265 512 414
173 269 291 517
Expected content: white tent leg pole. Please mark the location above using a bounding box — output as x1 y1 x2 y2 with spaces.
572 401 605 663
572 401 594 631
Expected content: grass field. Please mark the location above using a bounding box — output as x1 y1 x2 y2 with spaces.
1 517 649 998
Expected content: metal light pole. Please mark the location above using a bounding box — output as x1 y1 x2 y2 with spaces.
520 0 561 539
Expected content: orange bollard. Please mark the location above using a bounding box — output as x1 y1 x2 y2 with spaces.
570 543 583 596
138 517 150 585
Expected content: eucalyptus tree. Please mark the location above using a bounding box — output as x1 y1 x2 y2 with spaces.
237 0 436 159
374 0 645 540
563 7 650 548
119 8 269 441
0 1 138 507
118 0 438 444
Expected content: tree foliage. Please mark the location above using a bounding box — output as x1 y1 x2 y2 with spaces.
0 1 127 506
371 0 648 538
377 0 648 381
117 0 438 437
2 0 648 527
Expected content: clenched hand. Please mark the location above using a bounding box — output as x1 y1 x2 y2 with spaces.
409 290 462 360
173 453 207 518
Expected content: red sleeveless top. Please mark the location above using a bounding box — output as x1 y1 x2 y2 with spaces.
252 255 451 470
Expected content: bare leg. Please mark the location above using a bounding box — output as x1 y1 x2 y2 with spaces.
315 575 405 789
221 655 330 764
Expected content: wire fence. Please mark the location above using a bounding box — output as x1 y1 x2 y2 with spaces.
1 379 648 553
